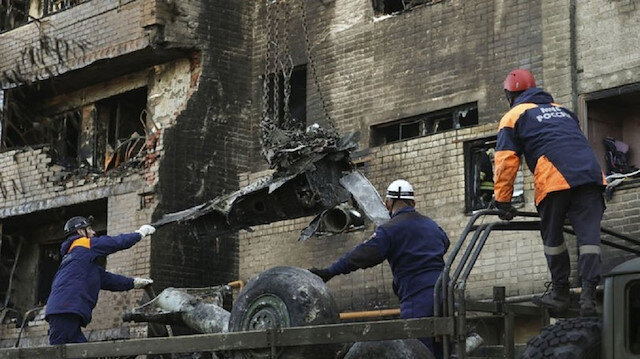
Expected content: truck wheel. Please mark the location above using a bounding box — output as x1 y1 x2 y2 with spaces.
343 339 435 359
228 266 340 359
519 317 602 359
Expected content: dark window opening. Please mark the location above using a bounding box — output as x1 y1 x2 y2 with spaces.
0 0 30 33
371 0 435 15
370 102 478 147
44 0 91 15
628 280 640 354
1 87 148 173
0 199 107 315
464 136 524 213
266 64 307 129
586 88 640 176
95 88 147 171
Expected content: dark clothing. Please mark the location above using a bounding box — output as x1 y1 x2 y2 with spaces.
327 207 450 302
537 184 605 285
46 233 141 327
48 313 87 345
326 207 449 358
495 87 604 205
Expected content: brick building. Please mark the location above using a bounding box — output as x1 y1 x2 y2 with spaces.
0 0 638 349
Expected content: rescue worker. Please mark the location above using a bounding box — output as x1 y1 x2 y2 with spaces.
45 216 156 345
309 179 450 357
493 69 606 316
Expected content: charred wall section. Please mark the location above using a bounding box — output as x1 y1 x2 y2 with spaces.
151 2 256 289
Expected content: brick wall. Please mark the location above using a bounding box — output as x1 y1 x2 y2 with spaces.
0 55 195 346
576 0 640 94
151 1 255 290
242 0 548 310
0 0 158 87
240 123 554 311
241 0 640 311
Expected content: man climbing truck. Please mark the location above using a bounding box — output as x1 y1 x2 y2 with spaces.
310 179 450 358
45 216 156 345
493 69 606 316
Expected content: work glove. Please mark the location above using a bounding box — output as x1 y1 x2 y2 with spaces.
136 224 156 237
493 201 517 221
133 278 154 289
308 268 335 283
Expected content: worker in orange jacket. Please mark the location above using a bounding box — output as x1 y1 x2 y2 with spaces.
493 69 606 316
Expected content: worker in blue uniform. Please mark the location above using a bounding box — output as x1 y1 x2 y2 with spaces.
493 69 606 316
45 216 156 345
310 179 450 357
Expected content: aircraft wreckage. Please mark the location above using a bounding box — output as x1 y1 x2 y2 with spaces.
154 124 389 240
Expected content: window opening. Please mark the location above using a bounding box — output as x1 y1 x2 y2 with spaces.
464 136 525 213
0 0 30 33
372 0 435 15
1 87 147 172
371 102 478 147
44 0 91 15
628 280 640 353
96 88 147 171
586 88 640 176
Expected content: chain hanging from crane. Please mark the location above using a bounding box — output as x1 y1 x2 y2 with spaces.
260 0 339 171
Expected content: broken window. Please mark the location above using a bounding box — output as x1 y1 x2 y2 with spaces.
95 88 147 171
464 136 525 213
266 64 307 128
44 0 90 15
370 102 478 147
0 0 30 33
585 88 640 176
1 87 148 172
371 0 435 15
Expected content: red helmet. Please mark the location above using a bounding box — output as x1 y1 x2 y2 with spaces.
503 69 536 92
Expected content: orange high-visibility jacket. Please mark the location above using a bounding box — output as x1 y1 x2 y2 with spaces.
494 88 605 205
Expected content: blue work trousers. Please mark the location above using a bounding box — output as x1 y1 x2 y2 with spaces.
537 184 604 285
400 286 443 359
48 313 87 345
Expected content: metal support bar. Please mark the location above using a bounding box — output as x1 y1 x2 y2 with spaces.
503 311 515 359
0 317 455 359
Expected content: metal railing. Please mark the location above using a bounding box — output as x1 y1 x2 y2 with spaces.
435 209 640 359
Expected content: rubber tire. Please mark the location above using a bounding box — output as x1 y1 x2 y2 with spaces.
229 266 340 359
519 317 602 359
343 339 435 359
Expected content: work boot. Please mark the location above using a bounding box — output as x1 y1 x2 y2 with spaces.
580 284 598 317
532 282 570 313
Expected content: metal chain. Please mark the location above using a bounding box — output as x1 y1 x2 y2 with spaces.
272 1 281 129
261 0 278 147
297 0 334 129
280 1 295 129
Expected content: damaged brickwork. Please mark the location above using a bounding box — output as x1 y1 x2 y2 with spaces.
0 0 638 350
239 0 640 344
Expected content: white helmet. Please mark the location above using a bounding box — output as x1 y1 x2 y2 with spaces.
386 179 414 200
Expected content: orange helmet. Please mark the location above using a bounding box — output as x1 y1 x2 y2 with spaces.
503 69 536 92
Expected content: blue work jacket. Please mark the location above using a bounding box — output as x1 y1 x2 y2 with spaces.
495 87 604 205
45 233 141 326
328 207 450 304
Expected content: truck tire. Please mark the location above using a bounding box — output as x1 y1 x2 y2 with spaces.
228 266 339 359
343 339 435 359
519 317 602 359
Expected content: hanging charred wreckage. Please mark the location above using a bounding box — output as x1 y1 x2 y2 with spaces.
154 0 389 239
153 127 389 240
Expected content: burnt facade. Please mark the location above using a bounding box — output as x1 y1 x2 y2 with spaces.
0 0 639 349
